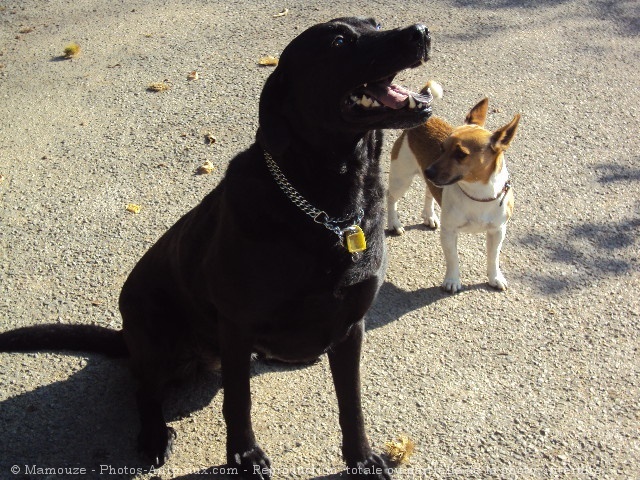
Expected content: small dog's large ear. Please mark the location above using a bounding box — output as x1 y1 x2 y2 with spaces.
491 114 521 152
257 68 291 156
465 97 489 126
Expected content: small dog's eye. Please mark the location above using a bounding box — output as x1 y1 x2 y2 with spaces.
332 35 345 47
453 144 468 161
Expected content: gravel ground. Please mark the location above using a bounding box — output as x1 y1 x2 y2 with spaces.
0 1 638 479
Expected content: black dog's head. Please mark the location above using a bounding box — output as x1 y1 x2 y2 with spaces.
259 17 433 155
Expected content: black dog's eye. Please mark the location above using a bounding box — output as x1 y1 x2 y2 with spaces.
332 35 345 47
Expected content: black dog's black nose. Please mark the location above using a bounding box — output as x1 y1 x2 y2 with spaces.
412 24 430 43
404 24 431 60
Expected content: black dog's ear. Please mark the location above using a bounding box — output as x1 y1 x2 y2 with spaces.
258 69 291 156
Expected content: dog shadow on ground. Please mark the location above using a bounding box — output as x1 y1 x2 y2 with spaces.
0 357 143 479
0 278 444 480
1 351 378 480
0 356 325 480
366 280 443 331
0 350 260 479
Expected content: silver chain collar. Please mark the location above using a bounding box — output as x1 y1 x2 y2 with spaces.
457 178 512 206
264 150 364 240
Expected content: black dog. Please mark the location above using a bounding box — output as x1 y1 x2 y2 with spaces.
0 17 433 479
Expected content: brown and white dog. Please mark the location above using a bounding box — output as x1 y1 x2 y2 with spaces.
387 94 520 293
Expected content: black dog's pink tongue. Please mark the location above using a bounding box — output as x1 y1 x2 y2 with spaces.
366 83 409 109
365 83 432 109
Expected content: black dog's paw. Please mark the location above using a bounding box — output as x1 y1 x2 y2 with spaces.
138 425 176 467
228 445 272 480
347 453 393 479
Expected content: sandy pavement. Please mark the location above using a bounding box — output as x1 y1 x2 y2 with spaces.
0 1 638 479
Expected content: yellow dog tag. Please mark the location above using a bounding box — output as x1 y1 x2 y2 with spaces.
344 225 367 253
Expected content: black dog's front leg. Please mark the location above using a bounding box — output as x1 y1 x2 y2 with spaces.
328 320 392 480
219 320 272 480
136 388 176 467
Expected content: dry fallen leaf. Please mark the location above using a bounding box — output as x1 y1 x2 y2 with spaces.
63 43 81 58
147 82 170 92
273 8 289 17
204 133 216 145
197 160 215 175
258 56 279 66
384 436 415 465
187 70 199 80
126 203 141 214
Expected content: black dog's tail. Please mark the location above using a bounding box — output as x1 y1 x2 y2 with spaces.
0 324 129 358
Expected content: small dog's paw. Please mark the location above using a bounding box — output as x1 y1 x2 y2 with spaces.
138 425 176 467
441 277 462 294
229 445 272 480
388 223 405 235
422 214 439 230
347 453 392 479
489 274 508 291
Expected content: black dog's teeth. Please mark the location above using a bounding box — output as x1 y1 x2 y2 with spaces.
407 96 425 109
349 91 428 110
351 94 381 108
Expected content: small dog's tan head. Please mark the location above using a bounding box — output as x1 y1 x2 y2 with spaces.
424 98 520 186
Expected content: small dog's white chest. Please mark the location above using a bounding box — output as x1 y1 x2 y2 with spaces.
458 213 504 233
442 186 508 233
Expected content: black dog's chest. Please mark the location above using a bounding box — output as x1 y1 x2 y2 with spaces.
253 261 384 362
205 216 385 361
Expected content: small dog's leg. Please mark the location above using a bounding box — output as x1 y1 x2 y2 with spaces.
220 321 271 480
328 321 392 479
420 186 439 229
487 226 508 290
136 386 176 467
440 228 462 293
387 148 418 235
387 177 414 235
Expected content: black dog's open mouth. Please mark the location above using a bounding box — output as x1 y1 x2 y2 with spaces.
345 75 433 112
340 71 434 129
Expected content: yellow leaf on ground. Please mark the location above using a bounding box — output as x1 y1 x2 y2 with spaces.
147 82 170 92
197 160 214 175
384 436 415 465
63 43 81 58
258 56 279 66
